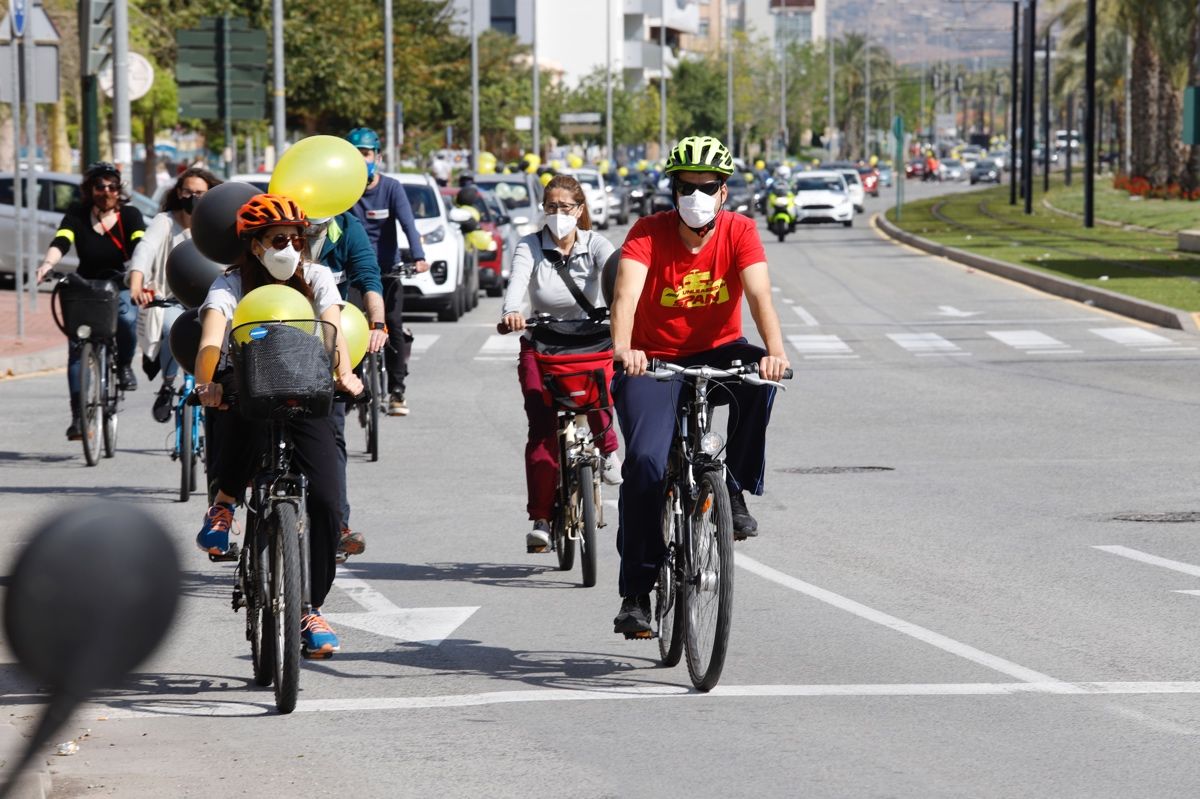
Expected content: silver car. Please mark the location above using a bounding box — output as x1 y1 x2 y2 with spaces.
0 172 158 277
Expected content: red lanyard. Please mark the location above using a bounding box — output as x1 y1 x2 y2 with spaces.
95 209 127 259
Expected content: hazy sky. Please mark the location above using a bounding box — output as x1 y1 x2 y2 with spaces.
827 0 1014 64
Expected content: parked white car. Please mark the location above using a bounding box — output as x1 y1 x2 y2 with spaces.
0 172 158 279
792 171 854 227
560 167 610 230
837 169 866 214
388 172 473 323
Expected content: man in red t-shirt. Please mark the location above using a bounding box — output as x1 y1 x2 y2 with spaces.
609 136 789 636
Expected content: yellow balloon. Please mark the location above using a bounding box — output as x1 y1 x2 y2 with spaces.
637 159 649 172
617 165 629 177
523 154 541 173
478 151 497 175
467 229 497 251
269 135 368 219
340 302 369 369
598 159 610 174
539 172 554 187
567 153 583 169
755 159 766 170
231 285 315 343
869 154 879 166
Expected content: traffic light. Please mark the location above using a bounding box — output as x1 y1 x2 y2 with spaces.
79 0 113 77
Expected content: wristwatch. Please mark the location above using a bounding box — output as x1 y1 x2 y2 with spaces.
372 322 387 331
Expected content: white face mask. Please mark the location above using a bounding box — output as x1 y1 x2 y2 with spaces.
546 213 578 240
677 189 721 229
259 244 302 281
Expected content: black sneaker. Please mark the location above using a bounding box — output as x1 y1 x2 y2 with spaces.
729 490 758 540
119 364 138 391
152 383 174 423
66 416 82 441
613 594 652 638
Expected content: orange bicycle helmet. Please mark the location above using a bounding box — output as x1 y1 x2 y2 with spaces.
236 194 308 238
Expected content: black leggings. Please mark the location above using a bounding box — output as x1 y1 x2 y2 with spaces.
383 277 412 394
212 410 342 608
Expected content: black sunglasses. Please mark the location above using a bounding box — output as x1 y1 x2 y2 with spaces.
673 179 725 197
93 182 120 193
262 233 306 251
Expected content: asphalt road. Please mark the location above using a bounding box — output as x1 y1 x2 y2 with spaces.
7 176 1200 798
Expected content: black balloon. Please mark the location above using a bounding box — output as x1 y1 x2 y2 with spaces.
169 307 202 375
1 502 179 794
166 239 224 309
190 181 260 264
602 246 621 307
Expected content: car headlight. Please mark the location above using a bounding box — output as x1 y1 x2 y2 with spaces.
422 225 446 244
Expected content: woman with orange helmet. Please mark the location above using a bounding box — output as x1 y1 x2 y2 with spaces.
192 193 363 658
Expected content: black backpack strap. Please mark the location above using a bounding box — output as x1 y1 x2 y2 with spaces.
538 232 604 320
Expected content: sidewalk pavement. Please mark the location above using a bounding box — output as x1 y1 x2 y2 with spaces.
0 288 66 379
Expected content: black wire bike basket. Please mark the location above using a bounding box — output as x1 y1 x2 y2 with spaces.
229 319 336 420
55 276 120 340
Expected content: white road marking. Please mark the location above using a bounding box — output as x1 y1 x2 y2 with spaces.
410 334 439 354
735 554 1064 685
1090 327 1175 348
791 305 820 326
1140 347 1199 354
1174 590 1200 597
888 332 966 355
64 681 1200 720
987 330 1073 353
934 306 982 318
325 570 479 645
787 334 852 355
475 335 522 361
1093 545 1200 579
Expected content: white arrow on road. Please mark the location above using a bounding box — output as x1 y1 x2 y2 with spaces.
325 570 479 646
934 306 982 318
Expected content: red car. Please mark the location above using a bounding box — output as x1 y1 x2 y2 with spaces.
905 159 927 179
440 187 507 297
857 166 880 197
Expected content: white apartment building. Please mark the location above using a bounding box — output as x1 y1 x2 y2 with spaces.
449 0 700 90
742 0 828 47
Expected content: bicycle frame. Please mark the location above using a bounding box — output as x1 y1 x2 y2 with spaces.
555 409 605 540
173 374 203 459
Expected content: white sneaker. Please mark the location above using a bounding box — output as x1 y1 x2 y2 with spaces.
601 452 623 486
526 520 552 553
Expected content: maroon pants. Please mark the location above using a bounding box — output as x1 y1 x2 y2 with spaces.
518 339 619 521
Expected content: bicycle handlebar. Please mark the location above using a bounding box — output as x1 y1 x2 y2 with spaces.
187 387 370 408
497 311 611 335
647 358 792 390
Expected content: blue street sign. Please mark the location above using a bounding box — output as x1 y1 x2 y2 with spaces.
12 0 25 38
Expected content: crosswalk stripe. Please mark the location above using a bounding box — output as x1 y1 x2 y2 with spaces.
411 334 440 354
1089 327 1179 348
987 330 1075 353
475 335 522 361
887 332 967 355
787 334 857 359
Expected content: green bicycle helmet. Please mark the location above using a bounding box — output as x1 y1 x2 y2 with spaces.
664 136 735 176
346 127 381 152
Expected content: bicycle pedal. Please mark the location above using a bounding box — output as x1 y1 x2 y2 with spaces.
302 648 334 660
208 543 240 563
623 630 656 641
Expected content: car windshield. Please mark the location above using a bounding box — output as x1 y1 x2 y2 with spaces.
975 160 997 169
573 173 600 190
402 183 441 219
482 180 530 210
795 177 843 192
943 159 963 167
841 171 860 185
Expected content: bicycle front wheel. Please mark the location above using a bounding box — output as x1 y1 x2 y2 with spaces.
269 501 303 714
578 463 598 588
179 402 193 502
657 483 684 667
683 471 734 692
79 342 102 467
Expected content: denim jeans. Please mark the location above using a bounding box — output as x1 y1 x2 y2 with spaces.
67 288 138 397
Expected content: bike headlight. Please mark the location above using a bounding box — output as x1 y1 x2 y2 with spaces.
76 324 91 339
423 225 446 244
700 432 724 456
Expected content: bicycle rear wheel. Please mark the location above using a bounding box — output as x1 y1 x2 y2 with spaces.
79 342 102 467
245 517 274 688
102 358 118 459
656 482 684 667
683 471 734 692
179 402 193 502
269 501 303 714
578 463 598 588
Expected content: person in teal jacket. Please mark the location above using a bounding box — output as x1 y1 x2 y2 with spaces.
308 210 384 563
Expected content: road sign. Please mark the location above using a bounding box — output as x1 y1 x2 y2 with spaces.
80 0 112 76
175 16 266 121
99 51 152 101
514 115 531 131
11 0 24 38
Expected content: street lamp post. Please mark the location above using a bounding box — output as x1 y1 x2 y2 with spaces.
1084 0 1096 227
532 0 540 159
1009 0 1018 205
606 0 614 162
1042 28 1050 193
828 29 836 159
384 0 395 167
470 0 479 170
272 0 285 159
1021 0 1036 215
864 17 870 159
726 0 734 151
659 0 667 160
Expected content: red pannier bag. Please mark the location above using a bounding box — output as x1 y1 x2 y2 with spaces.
533 349 615 412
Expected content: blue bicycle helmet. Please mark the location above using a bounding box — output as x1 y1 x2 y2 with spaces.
346 128 381 152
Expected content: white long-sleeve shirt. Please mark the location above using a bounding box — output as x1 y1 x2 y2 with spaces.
501 228 615 321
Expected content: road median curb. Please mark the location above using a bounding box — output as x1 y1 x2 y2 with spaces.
874 213 1199 333
0 346 66 380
